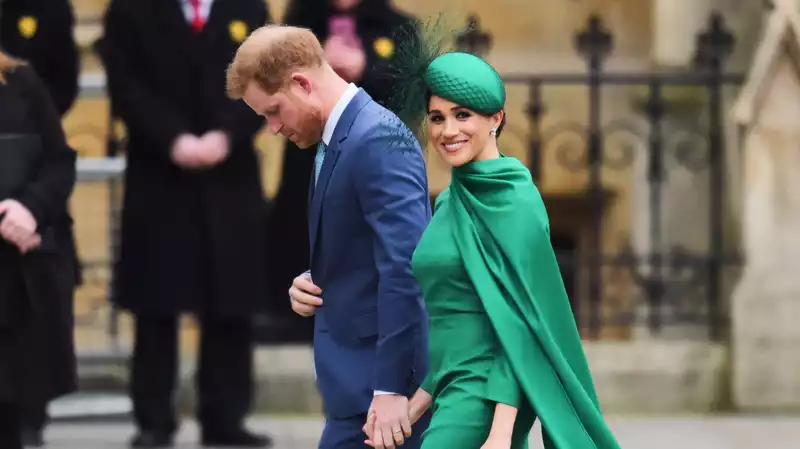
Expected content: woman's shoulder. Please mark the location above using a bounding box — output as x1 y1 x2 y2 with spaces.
433 187 451 212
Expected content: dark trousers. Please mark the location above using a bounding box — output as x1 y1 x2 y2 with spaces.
20 403 47 432
0 402 23 449
130 314 254 435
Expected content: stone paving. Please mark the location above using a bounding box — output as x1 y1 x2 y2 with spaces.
46 415 800 448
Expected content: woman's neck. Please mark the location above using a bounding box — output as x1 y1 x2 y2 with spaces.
473 142 501 162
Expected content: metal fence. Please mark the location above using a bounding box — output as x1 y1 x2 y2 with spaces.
71 12 747 357
458 13 745 340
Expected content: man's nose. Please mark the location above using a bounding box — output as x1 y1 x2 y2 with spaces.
269 121 284 135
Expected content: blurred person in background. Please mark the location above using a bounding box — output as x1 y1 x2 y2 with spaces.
96 0 272 447
0 52 77 449
0 0 79 115
0 0 80 445
261 0 419 344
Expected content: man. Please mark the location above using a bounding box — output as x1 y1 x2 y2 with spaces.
0 0 80 446
261 0 419 345
227 25 431 449
96 0 272 447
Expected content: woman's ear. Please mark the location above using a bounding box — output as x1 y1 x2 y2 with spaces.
492 110 505 131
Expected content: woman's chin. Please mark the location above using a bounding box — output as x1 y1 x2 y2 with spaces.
439 150 471 168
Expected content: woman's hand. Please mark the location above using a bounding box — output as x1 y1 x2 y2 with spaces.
408 388 432 425
482 403 517 449
0 199 41 253
480 434 513 449
363 388 433 447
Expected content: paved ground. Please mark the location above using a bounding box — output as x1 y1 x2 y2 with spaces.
45 415 800 448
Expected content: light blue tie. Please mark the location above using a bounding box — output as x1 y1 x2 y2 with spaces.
314 141 326 186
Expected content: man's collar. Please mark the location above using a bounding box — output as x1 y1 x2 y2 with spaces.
322 83 359 146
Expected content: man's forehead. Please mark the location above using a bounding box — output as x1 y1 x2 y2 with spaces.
244 83 281 107
263 93 284 107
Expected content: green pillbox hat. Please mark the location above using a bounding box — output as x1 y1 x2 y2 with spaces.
424 52 506 115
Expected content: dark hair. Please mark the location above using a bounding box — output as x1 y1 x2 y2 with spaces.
494 112 507 138
426 91 507 138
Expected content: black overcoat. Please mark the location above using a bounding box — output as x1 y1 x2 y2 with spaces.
0 64 78 404
97 0 271 316
0 0 82 287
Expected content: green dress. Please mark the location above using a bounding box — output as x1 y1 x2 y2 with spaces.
411 155 621 449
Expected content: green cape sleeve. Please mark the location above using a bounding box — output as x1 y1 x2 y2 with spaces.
447 156 621 449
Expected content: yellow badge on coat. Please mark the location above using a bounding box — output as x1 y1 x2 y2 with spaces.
373 37 394 59
18 16 37 39
229 20 248 43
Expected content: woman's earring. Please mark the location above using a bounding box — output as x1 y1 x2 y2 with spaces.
489 129 497 136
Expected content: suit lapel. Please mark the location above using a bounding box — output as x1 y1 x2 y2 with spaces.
308 141 341 261
157 0 197 62
307 89 372 263
203 0 229 47
158 0 230 63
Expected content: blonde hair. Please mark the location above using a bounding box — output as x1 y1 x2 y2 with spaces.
0 51 24 84
226 25 325 99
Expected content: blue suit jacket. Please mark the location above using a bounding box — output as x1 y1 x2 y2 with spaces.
308 89 431 419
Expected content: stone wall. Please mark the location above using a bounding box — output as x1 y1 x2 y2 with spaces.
64 0 794 415
76 341 730 415
183 342 729 414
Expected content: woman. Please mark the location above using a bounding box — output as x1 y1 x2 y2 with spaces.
365 51 621 448
0 52 77 448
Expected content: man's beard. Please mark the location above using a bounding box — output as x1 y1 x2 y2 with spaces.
295 103 326 149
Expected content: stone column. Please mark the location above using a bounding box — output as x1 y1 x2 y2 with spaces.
732 49 800 409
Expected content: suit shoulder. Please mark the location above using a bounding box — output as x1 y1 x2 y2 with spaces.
239 0 270 13
355 102 419 148
104 0 141 18
344 103 425 172
21 0 71 19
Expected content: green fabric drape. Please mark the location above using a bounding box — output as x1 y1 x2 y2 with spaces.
447 155 621 449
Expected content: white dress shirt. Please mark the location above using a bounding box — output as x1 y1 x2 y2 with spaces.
321 83 359 145
180 0 213 23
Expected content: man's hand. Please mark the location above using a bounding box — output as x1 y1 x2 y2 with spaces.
366 394 411 449
196 130 230 167
0 199 41 253
363 406 376 444
324 35 366 82
288 272 323 317
170 134 204 169
17 233 42 254
171 132 230 169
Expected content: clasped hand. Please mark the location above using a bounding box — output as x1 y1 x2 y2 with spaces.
170 131 230 170
324 35 366 83
0 199 41 254
288 272 323 317
362 394 412 449
480 435 513 449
